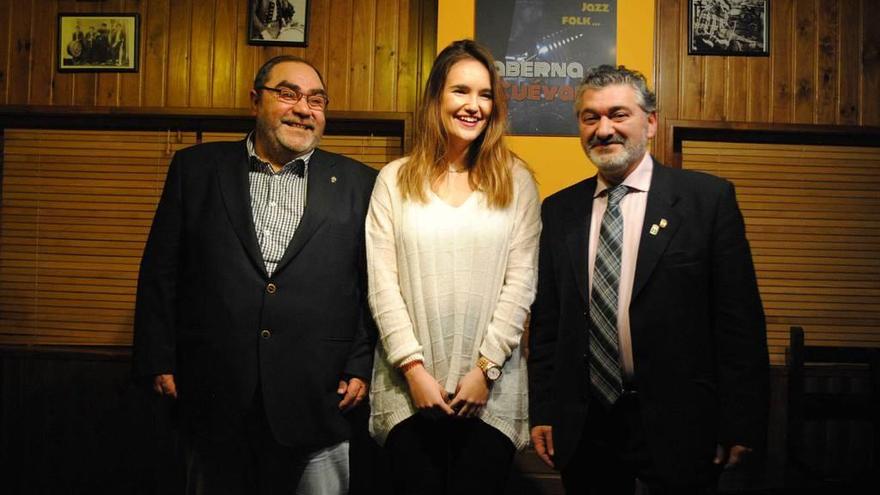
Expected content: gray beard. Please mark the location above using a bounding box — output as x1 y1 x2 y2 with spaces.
586 137 647 182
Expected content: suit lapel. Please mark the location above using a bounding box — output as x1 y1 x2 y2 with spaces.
216 141 268 277
272 148 336 274
632 161 682 300
564 178 597 305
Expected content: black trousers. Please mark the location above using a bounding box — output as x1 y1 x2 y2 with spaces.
385 414 515 495
561 394 722 495
182 392 310 495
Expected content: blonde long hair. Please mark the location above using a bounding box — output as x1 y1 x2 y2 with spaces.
398 39 517 209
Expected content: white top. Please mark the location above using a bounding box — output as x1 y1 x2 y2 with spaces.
366 157 541 449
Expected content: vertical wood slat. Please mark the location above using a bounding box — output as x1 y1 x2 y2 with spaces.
793 0 816 123
815 0 838 123
234 0 257 109
771 0 794 123
188 0 215 108
166 0 192 107
682 141 880 364
679 0 702 120
7 0 34 105
725 57 748 122
863 0 880 126
837 0 860 125
211 0 236 108
326 0 353 109
305 0 329 82
0 0 11 103
119 0 145 106
29 0 57 106
702 57 725 121
654 0 681 162
374 0 399 111
350 0 376 111
747 54 770 122
143 0 170 107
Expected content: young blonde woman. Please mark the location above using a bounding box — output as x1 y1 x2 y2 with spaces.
366 40 541 494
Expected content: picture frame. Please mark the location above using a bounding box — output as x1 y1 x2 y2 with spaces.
247 0 310 46
57 13 139 72
688 0 769 56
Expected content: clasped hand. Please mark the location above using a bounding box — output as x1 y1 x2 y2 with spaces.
404 365 489 418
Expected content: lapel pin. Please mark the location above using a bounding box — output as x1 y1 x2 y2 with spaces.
649 224 660 236
330 176 337 183
659 218 668 228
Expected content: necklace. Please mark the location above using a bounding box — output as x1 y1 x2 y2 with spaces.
447 166 468 173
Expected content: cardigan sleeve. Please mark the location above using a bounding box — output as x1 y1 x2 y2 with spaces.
478 164 542 366
365 166 425 367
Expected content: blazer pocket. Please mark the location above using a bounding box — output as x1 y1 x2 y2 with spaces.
322 336 354 343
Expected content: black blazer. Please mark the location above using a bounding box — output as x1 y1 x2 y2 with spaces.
528 160 769 483
132 141 378 451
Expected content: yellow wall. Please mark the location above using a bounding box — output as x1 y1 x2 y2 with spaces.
437 0 655 197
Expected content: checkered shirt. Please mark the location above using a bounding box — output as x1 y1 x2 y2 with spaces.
246 133 312 276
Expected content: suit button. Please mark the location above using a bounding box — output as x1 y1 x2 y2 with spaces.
266 283 277 294
260 329 271 339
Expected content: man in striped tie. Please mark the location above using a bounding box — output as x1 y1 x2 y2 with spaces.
527 65 769 495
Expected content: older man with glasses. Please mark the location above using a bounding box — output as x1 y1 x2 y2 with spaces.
132 55 378 495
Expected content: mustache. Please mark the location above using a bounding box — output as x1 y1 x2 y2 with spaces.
281 117 314 129
589 135 626 147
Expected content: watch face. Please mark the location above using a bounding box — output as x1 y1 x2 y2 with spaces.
486 367 502 381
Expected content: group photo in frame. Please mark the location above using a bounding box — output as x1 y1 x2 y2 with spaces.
57 13 139 72
248 0 310 46
688 0 769 56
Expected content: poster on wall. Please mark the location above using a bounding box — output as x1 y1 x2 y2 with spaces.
476 0 617 136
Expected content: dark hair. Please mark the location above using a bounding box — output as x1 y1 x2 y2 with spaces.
575 64 657 114
253 55 326 91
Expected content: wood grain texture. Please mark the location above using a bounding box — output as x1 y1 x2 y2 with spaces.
793 0 817 123
0 0 434 114
654 0 880 166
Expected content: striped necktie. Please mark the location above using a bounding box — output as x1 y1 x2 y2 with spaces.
589 183 628 406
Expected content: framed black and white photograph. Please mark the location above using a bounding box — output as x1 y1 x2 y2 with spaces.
688 0 769 56
58 13 139 72
248 0 310 46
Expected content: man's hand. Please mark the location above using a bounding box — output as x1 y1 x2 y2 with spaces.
531 425 555 468
404 364 454 418
337 377 368 412
449 367 490 418
152 374 177 399
714 444 752 468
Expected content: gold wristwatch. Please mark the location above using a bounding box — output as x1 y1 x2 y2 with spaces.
477 356 502 382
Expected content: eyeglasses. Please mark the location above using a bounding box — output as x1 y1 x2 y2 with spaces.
256 85 329 110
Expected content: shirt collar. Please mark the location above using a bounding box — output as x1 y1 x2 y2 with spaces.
594 152 653 199
246 131 315 174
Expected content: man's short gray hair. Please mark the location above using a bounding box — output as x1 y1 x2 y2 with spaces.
574 65 657 114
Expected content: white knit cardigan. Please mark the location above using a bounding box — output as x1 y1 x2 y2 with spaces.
366 157 541 449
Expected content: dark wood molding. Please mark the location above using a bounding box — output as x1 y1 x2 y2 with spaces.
663 119 880 167
0 106 412 149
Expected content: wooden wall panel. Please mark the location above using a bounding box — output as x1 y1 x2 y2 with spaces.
656 0 880 165
0 0 434 113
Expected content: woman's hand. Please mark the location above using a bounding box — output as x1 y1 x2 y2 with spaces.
404 364 454 418
449 367 490 418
